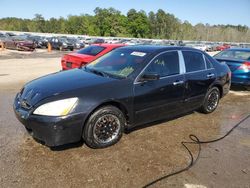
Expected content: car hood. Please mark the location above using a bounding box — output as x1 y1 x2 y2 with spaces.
20 68 115 106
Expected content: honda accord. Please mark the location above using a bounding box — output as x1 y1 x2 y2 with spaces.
14 46 231 148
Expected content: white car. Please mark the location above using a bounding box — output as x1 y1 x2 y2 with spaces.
193 44 207 51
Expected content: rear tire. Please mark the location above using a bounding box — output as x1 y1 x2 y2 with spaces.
200 87 220 114
83 106 125 149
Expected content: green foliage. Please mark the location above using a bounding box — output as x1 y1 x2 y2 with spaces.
0 7 249 42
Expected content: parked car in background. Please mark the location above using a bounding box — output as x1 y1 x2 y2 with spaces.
193 44 207 51
5 32 16 37
214 48 250 90
61 43 126 70
92 38 105 44
4 35 36 51
0 34 7 48
14 46 231 148
67 37 85 49
216 44 230 51
49 37 74 51
26 35 47 48
240 44 250 49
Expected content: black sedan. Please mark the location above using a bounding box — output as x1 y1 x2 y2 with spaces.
14 46 231 148
49 37 74 51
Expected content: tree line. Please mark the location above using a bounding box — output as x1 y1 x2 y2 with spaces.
0 7 249 43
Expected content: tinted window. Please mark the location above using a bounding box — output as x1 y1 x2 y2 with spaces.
183 51 205 72
144 51 179 77
78 45 105 56
205 56 213 69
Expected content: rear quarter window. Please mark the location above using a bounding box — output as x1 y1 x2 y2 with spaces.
205 56 213 69
182 51 206 72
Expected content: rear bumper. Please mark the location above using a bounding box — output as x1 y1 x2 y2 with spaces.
61 60 82 70
232 75 250 86
14 99 86 147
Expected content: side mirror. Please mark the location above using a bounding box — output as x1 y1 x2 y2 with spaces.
139 73 160 82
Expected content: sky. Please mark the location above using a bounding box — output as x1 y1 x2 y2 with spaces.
0 0 250 26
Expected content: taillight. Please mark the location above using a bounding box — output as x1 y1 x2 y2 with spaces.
238 62 250 72
81 62 87 67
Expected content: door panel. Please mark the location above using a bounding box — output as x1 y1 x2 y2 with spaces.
132 50 185 126
184 69 216 110
133 75 185 125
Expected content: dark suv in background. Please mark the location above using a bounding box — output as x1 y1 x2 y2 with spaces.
49 37 74 51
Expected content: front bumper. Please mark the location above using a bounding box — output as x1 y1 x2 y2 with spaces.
13 98 86 147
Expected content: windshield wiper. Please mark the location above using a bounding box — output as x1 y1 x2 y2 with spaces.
84 67 108 77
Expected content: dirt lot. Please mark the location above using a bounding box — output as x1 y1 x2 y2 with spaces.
0 49 250 188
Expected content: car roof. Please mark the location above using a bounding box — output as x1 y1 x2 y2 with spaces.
115 45 202 53
224 48 250 52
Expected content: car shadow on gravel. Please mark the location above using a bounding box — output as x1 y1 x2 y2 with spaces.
32 137 84 151
125 111 194 134
50 141 84 151
44 112 194 151
230 85 249 91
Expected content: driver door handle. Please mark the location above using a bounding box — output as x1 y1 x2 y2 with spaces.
207 73 215 78
173 80 184 86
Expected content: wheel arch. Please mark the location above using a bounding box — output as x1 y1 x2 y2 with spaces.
211 84 223 98
83 100 130 130
209 82 223 98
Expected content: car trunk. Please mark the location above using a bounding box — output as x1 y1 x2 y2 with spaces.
216 58 245 72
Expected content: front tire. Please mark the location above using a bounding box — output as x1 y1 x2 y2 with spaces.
83 106 125 149
200 87 220 114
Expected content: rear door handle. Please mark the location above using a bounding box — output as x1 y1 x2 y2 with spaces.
173 80 184 86
207 73 215 78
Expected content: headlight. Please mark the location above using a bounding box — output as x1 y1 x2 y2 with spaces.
33 97 78 116
63 42 67 46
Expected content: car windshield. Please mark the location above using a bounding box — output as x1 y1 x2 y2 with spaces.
214 50 250 60
85 49 149 78
60 38 68 43
67 38 79 43
77 45 106 56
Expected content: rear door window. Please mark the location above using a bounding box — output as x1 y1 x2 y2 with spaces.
182 51 206 72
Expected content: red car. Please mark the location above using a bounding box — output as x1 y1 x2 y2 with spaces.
216 44 230 51
61 43 126 70
4 35 36 51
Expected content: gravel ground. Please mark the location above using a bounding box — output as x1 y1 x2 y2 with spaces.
0 49 249 188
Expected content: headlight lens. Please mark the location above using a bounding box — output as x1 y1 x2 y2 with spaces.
33 97 78 116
